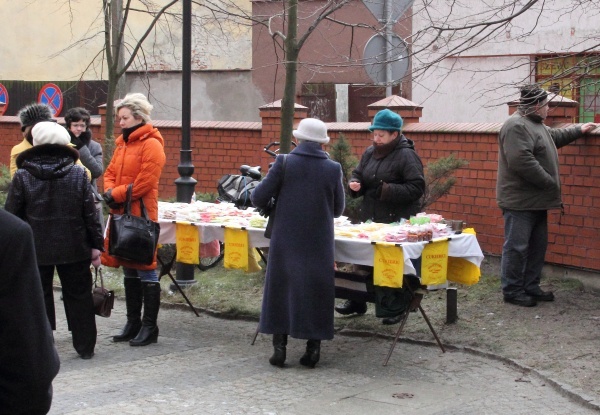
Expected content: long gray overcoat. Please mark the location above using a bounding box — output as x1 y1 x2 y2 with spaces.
251 142 345 340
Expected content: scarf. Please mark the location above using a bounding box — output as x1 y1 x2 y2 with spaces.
373 136 400 160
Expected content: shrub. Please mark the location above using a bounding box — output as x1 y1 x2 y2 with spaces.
0 164 10 208
329 134 362 223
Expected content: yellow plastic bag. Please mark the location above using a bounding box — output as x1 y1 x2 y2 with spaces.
421 239 449 286
373 244 404 288
224 228 250 271
175 223 200 265
447 257 480 285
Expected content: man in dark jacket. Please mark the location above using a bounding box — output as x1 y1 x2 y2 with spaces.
335 109 426 324
0 209 60 414
497 85 597 307
5 121 104 358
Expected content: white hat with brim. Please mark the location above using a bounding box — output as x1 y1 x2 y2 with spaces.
32 121 71 146
292 118 330 144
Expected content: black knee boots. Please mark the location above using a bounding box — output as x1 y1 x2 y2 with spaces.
130 282 161 346
113 278 143 342
269 334 287 367
299 339 321 368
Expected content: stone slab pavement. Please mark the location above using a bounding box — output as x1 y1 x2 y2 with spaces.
49 293 599 415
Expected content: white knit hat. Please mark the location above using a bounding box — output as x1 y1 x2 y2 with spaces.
32 121 71 146
292 118 330 144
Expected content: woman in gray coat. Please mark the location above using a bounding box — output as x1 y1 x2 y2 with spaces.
65 107 104 228
251 118 345 368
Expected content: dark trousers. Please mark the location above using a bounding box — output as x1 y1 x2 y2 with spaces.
39 260 97 355
500 209 548 297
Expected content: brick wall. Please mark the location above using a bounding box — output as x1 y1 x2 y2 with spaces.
1 99 598 273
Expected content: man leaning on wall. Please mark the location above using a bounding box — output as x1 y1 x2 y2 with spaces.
496 84 597 307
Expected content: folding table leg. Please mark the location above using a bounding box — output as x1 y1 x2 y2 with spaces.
158 247 200 317
418 305 445 353
383 311 410 366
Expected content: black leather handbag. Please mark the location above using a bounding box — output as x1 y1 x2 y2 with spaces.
92 267 114 318
108 184 160 265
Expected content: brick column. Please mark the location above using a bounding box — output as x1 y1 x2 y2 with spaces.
507 93 578 126
367 95 423 125
259 99 308 143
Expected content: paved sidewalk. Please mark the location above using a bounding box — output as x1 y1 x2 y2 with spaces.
49 294 598 415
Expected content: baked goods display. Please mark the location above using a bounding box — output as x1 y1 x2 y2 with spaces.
158 202 454 242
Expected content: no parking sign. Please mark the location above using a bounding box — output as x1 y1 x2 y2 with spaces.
38 83 63 116
0 83 8 115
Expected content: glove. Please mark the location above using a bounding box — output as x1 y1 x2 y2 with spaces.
71 136 84 150
102 189 122 210
257 198 275 218
91 248 101 269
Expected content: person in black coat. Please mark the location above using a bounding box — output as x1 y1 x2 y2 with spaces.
251 118 345 368
335 109 426 325
0 209 60 414
5 121 104 359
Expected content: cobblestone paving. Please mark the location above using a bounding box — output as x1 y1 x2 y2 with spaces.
48 294 599 414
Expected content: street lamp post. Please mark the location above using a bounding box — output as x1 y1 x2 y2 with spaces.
173 0 197 288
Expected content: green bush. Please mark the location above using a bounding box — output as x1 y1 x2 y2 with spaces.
329 134 362 223
0 164 10 208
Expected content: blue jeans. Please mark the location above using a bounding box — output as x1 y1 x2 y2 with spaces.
123 267 159 282
500 209 548 297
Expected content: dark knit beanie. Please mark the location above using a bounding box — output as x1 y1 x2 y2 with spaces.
520 85 548 106
18 103 54 132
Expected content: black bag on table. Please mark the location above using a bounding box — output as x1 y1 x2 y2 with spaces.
108 184 160 265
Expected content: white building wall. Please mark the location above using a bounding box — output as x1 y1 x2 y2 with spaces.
411 0 599 122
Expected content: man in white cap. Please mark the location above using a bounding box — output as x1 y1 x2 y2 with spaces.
5 121 104 360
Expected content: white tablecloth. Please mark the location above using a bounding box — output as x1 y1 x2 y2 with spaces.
158 220 484 275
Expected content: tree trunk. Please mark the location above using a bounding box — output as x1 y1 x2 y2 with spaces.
279 0 299 154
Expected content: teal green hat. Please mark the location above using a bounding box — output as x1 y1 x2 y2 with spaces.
368 109 403 132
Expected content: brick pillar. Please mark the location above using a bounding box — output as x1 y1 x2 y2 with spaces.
259 99 308 143
507 93 578 126
367 95 423 125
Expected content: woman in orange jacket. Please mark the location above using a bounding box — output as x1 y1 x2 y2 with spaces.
102 93 166 347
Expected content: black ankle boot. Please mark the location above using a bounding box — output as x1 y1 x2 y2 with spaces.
130 282 160 347
269 334 287 367
334 300 367 315
299 339 321 368
113 278 142 342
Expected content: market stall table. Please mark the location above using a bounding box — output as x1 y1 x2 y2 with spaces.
157 203 485 364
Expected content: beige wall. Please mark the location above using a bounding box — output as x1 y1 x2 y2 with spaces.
411 0 600 123
0 0 252 81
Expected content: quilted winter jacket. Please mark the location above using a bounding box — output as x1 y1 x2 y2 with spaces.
350 135 425 223
5 144 104 266
101 123 166 270
496 111 585 211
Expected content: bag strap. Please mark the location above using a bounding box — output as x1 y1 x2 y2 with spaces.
94 267 105 290
274 154 288 197
125 183 150 220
